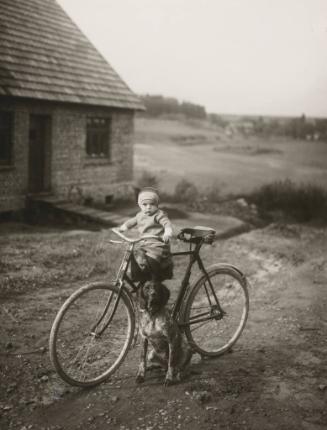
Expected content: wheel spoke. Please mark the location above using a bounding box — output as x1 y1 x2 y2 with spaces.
190 319 213 333
78 336 96 379
67 334 94 368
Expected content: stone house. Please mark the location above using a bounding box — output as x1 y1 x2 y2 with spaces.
0 0 144 214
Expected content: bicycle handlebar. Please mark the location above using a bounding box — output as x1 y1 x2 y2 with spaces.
111 228 161 244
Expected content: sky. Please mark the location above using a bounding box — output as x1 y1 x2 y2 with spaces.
57 0 327 117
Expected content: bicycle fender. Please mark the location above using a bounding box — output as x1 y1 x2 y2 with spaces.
216 263 247 282
196 263 247 285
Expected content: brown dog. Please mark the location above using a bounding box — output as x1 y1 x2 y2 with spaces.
136 280 192 386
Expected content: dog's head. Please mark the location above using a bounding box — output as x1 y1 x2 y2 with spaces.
138 280 170 315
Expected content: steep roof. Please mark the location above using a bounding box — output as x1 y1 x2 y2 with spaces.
0 0 144 110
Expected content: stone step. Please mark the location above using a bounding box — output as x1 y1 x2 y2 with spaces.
29 196 128 227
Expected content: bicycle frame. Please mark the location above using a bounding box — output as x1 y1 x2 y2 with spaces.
111 235 225 329
170 240 225 322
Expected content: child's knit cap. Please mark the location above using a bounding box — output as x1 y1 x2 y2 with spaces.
138 187 159 205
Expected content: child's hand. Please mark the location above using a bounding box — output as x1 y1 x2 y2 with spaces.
118 224 127 232
163 229 173 243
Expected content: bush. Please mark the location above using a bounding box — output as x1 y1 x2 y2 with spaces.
250 179 327 222
165 180 221 211
174 179 199 203
136 170 160 190
204 183 222 203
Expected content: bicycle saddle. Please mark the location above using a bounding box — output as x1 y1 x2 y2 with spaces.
177 226 216 244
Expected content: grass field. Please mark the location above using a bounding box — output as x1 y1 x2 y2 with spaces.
134 117 327 196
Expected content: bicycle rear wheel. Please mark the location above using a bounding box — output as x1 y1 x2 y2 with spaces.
49 282 135 387
183 264 249 357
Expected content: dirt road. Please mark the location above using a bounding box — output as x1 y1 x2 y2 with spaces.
0 222 326 429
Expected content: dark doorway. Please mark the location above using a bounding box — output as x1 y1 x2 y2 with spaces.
28 114 51 193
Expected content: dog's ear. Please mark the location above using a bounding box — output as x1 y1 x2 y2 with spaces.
137 284 147 310
160 283 170 306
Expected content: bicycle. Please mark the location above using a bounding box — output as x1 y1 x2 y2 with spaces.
49 226 249 387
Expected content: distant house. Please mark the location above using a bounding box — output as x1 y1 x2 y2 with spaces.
0 0 144 213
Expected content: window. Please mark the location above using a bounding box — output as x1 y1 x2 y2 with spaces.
86 117 111 158
0 111 13 166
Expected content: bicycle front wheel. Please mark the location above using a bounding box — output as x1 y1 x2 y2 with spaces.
183 264 249 357
49 282 135 387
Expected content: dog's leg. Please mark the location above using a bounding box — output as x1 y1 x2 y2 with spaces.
136 337 148 383
164 332 181 386
178 340 193 381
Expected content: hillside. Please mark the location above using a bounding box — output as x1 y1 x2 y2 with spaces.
134 117 327 196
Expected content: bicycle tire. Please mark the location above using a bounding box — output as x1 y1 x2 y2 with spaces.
183 264 249 357
49 282 135 387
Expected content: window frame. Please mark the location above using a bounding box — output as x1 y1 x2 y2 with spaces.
86 116 111 159
0 111 14 166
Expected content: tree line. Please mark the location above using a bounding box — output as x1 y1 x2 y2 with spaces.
140 94 206 119
244 114 327 141
140 94 327 141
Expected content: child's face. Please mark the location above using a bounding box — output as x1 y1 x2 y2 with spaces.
139 200 158 216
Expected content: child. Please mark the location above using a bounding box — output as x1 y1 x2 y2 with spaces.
118 188 174 281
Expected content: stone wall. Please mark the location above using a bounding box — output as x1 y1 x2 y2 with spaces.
0 99 135 212
0 106 29 212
